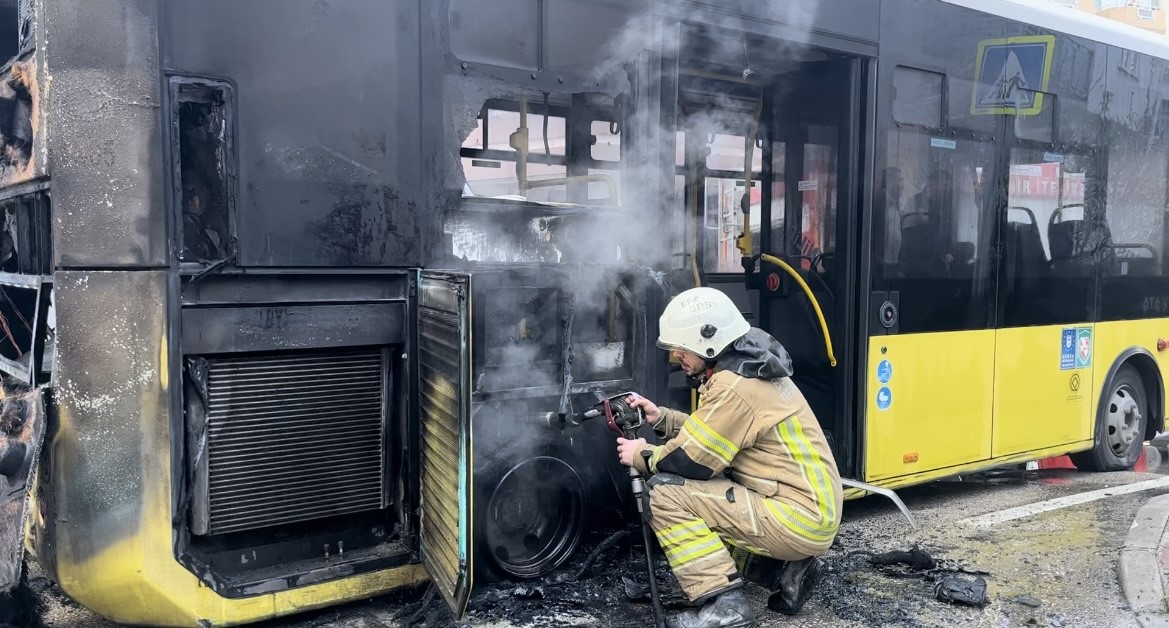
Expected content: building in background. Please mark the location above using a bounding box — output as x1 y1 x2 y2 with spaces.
1048 0 1165 35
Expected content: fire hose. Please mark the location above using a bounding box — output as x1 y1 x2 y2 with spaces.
577 393 666 628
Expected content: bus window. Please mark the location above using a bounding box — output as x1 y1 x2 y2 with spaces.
875 130 996 332
1099 53 1169 321
171 78 235 263
451 96 630 265
700 131 766 274
1002 148 1101 326
460 104 569 202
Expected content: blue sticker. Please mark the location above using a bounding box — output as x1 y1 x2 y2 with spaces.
877 360 893 384
876 387 892 411
1076 327 1092 368
930 138 957 150
1060 328 1076 370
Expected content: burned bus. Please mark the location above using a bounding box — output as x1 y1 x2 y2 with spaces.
3 0 1169 625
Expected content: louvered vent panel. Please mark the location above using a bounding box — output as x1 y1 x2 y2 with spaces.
418 303 464 599
204 349 387 535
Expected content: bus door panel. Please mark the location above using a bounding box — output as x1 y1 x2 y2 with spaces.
865 130 998 480
416 271 474 619
863 331 996 481
992 148 1101 456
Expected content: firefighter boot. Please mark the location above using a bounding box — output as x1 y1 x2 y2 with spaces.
666 588 755 628
766 556 823 615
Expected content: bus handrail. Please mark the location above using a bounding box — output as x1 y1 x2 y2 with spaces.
760 253 838 368
526 174 620 204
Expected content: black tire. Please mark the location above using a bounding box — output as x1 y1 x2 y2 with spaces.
1071 364 1148 472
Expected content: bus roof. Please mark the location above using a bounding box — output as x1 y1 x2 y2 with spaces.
936 0 1169 63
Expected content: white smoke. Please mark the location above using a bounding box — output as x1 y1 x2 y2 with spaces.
441 0 829 407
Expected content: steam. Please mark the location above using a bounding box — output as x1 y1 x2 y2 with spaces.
440 0 828 452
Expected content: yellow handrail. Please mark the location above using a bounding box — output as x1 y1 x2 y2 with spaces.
760 254 838 368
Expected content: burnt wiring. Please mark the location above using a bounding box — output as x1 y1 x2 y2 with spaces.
562 528 632 582
0 285 31 331
402 583 437 627
0 313 20 358
190 236 239 286
0 286 28 358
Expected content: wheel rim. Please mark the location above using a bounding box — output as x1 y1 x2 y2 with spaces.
483 456 584 579
1105 383 1143 456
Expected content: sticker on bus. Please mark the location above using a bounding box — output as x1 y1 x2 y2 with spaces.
1076 328 1092 369
876 387 892 411
877 359 893 384
1060 327 1092 370
971 35 1055 116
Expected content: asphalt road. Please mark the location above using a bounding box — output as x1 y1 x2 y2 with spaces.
27 462 1169 628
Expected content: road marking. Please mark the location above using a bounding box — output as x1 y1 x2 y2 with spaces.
960 476 1169 527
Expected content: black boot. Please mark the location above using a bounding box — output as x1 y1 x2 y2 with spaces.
665 587 755 628
767 556 823 615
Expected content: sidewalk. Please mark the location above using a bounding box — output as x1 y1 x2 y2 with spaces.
1121 492 1169 627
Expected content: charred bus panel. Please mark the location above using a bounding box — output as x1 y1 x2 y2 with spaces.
0 0 952 626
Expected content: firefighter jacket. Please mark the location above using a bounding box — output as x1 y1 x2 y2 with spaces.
631 328 843 552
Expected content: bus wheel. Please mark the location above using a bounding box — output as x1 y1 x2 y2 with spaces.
1071 364 1148 472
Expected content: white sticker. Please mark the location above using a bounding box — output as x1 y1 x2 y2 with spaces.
798 180 818 192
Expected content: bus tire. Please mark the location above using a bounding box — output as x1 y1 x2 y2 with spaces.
1071 364 1148 472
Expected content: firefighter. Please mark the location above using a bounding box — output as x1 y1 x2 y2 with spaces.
616 286 842 628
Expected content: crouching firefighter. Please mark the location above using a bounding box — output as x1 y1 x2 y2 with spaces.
616 286 843 628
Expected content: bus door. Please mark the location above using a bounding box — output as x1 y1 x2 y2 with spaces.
992 143 1103 456
866 127 998 481
757 55 864 475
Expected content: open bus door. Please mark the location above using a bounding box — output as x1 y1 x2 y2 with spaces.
416 271 474 618
754 54 865 477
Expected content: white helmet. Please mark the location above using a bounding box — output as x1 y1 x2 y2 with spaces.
657 287 750 359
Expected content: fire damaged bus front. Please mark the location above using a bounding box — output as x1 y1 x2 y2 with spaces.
5 0 684 626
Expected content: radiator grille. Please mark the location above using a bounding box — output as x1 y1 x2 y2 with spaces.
418 288 468 604
203 349 387 535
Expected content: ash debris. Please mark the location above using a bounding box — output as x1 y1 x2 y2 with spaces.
381 526 1000 628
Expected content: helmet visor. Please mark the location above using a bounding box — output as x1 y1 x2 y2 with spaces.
655 338 686 352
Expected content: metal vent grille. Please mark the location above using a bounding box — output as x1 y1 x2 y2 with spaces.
202 349 387 535
418 291 467 602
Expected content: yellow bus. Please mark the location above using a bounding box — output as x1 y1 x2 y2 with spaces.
1 0 1167 626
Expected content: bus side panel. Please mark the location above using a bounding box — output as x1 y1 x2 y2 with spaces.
43 271 428 627
44 0 167 268
863 331 994 481
1094 319 1169 424
992 324 1095 457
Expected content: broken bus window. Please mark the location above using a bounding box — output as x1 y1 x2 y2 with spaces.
170 77 235 263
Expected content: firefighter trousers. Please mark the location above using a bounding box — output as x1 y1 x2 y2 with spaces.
646 474 832 602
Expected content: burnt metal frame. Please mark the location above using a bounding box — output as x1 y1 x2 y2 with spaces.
0 273 51 386
166 75 239 269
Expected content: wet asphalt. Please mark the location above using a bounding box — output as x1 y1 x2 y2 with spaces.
27 463 1169 628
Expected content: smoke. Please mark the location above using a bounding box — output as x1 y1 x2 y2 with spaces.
439 0 827 457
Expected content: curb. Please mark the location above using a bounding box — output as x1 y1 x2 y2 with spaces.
1122 493 1169 624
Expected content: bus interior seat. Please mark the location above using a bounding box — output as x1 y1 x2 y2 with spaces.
1005 220 1050 279
1112 245 1158 277
1048 220 1091 276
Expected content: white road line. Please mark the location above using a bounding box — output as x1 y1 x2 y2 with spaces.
960 476 1169 527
